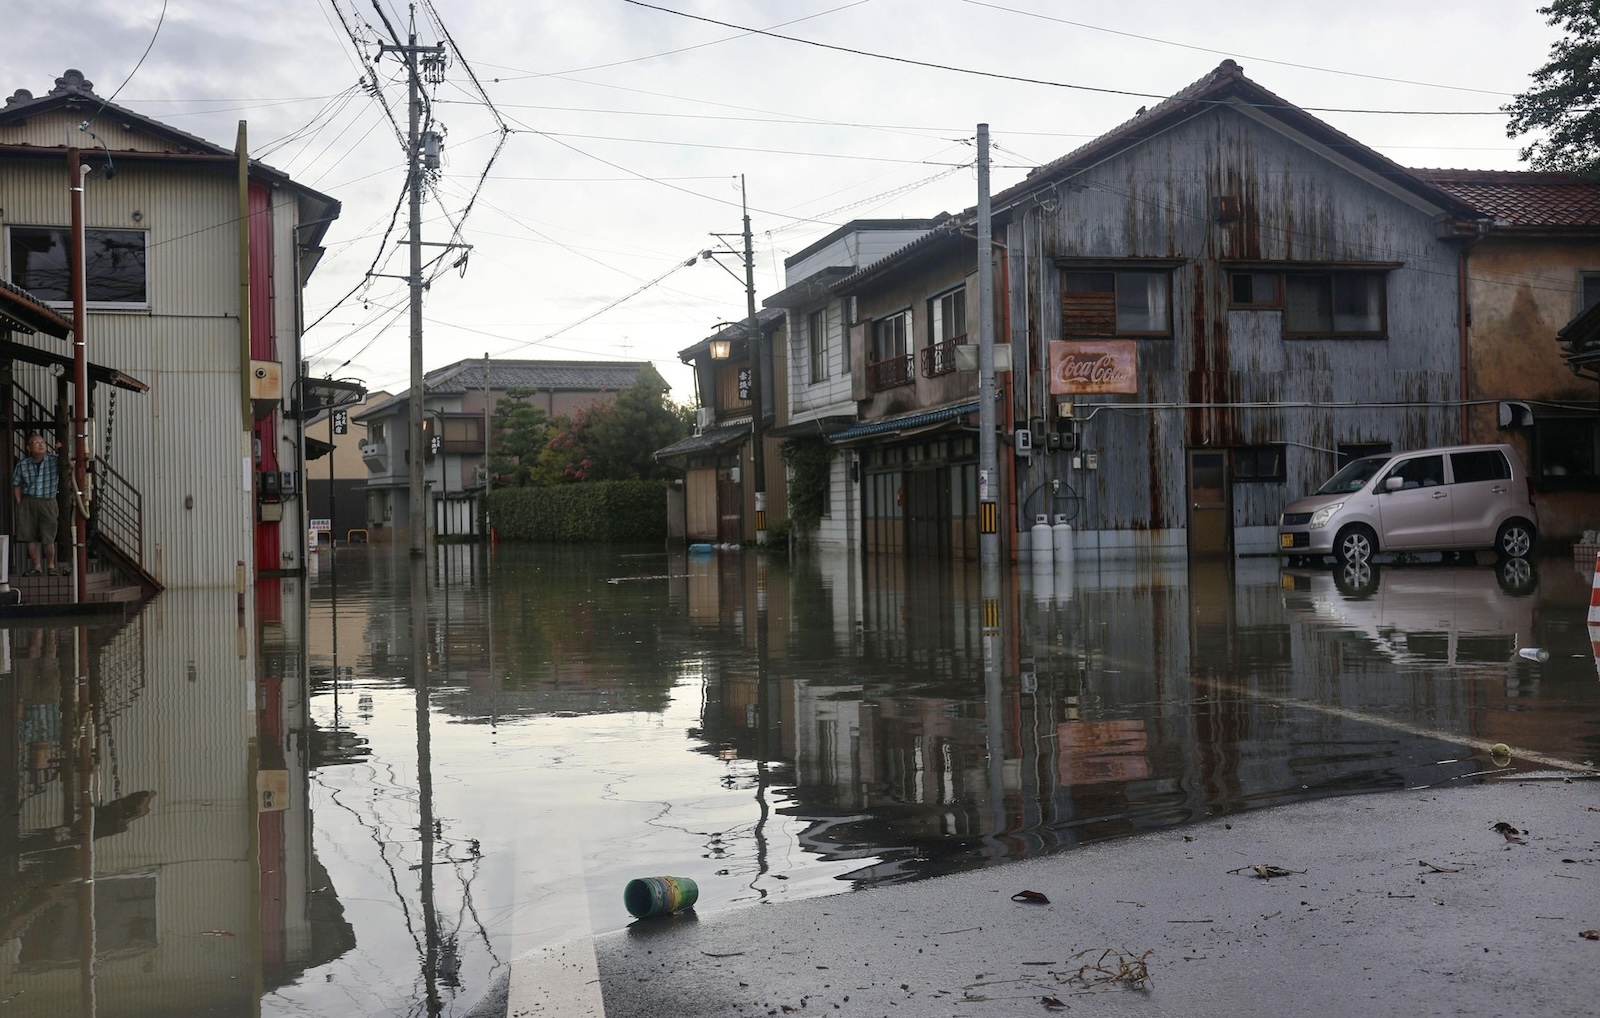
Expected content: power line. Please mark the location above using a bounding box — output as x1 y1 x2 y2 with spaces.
615 0 1519 117
958 0 1516 98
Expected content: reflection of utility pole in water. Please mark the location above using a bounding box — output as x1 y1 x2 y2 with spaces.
750 552 772 898
980 566 1007 849
410 554 442 1016
73 625 95 1016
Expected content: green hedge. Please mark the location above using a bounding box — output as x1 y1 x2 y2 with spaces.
484 480 668 542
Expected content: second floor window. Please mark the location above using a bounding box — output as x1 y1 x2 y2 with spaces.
8 226 148 306
1231 268 1387 337
808 309 827 383
871 310 910 363
929 286 966 346
1063 269 1170 337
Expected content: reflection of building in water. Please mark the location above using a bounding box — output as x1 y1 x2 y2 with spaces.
0 590 353 1012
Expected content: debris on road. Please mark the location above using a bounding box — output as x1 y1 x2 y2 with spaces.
1064 948 1153 992
1011 890 1051 904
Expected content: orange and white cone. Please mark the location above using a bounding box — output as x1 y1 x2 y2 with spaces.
1591 551 1600 624
1591 623 1600 684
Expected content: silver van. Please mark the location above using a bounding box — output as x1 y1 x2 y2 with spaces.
1278 443 1538 566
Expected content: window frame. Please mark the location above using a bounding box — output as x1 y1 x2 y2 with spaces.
1226 265 1390 339
807 308 828 383
6 224 150 309
870 308 911 362
1231 444 1286 483
928 285 967 347
1531 415 1600 490
1061 267 1172 338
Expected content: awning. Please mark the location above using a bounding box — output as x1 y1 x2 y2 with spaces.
654 422 749 462
0 279 71 339
305 435 335 461
0 337 148 392
827 400 979 444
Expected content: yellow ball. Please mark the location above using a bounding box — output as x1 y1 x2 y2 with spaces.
1490 743 1512 765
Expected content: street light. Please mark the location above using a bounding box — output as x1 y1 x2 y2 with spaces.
709 338 732 360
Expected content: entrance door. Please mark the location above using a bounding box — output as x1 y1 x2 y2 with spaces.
904 468 950 558
716 472 742 544
1188 450 1229 557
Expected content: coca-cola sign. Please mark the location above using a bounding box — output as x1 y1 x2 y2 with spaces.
1049 340 1138 395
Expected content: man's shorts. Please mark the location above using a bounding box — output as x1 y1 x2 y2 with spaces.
16 496 58 544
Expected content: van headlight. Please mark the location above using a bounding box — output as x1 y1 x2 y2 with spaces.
1309 503 1344 529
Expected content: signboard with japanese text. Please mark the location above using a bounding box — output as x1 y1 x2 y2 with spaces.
1048 340 1138 395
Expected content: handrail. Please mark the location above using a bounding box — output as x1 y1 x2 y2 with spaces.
90 457 144 570
920 337 962 378
866 353 915 392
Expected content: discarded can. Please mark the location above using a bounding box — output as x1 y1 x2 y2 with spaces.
1516 647 1550 663
624 875 698 919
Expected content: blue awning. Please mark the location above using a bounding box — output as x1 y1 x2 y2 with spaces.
827 400 979 443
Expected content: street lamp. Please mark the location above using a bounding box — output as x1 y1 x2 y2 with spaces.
709 338 732 360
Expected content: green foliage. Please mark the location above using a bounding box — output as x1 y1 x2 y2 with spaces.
763 515 793 551
779 437 833 535
1504 2 1600 174
484 479 668 542
489 389 549 487
530 365 692 484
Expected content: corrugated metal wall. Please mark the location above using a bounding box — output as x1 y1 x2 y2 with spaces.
0 114 302 586
1008 106 1462 544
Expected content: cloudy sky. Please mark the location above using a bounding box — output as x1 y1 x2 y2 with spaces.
7 0 1567 399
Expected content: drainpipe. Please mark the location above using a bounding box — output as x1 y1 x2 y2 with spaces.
1457 222 1489 443
68 149 89 602
237 124 254 577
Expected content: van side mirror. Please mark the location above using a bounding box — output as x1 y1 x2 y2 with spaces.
1384 476 1404 492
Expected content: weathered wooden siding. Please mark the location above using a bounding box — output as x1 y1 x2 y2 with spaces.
1007 105 1463 546
853 245 980 421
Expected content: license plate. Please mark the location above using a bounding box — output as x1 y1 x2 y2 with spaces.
1279 533 1294 549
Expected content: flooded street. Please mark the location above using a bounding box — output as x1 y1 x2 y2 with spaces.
3 546 1597 1016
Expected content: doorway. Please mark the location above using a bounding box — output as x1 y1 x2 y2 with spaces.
1187 450 1229 557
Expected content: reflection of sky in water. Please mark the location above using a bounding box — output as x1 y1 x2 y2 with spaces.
5 549 1594 1018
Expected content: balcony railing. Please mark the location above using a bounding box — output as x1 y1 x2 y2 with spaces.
866 353 914 392
920 336 963 378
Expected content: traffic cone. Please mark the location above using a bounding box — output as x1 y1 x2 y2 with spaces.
1590 551 1600 624
1591 623 1600 684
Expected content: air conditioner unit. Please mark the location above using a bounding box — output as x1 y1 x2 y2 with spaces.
696 406 715 431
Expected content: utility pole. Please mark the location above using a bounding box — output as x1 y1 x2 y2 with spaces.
741 175 766 546
376 11 444 558
976 124 1000 570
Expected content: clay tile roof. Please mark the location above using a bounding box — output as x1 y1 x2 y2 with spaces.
1410 169 1600 228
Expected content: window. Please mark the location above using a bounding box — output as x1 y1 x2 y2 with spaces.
1232 445 1285 482
1284 271 1384 336
840 298 852 374
1379 454 1444 490
1229 271 1280 307
923 287 965 377
929 287 966 345
7 226 148 306
1533 417 1599 488
1062 269 1170 336
1229 268 1387 337
1338 441 1390 467
868 310 914 390
807 309 827 383
1582 272 1600 312
1449 449 1510 484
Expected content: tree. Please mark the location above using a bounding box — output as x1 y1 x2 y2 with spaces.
581 364 692 481
1504 2 1600 175
489 389 549 487
533 365 691 483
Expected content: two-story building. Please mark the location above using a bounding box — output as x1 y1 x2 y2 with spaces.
656 310 788 544
1 70 341 589
761 219 943 551
827 60 1489 560
356 358 650 545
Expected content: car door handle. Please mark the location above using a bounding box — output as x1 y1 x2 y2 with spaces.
1491 485 1507 493
1431 491 1447 499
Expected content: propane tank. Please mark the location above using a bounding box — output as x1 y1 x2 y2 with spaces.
1052 514 1074 566
1031 514 1054 560
1030 515 1055 602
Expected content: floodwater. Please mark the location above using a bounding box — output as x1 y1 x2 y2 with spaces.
3 544 1597 1017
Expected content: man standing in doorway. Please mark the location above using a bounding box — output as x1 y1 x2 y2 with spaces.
12 433 62 576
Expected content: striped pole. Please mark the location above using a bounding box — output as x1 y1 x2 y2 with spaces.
1590 551 1600 625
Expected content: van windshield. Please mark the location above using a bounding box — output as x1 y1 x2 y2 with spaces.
1316 456 1386 495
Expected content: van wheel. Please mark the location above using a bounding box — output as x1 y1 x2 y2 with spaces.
1334 525 1376 567
1495 518 1536 559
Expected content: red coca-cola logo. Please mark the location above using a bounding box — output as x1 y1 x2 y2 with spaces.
1058 354 1131 384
